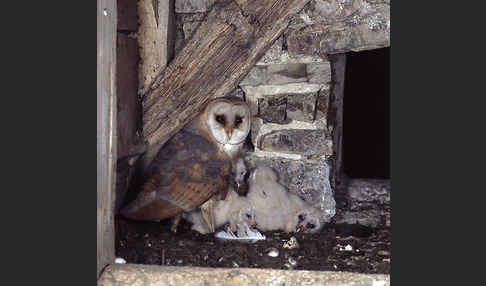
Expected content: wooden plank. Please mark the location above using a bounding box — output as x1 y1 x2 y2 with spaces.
115 34 141 213
137 0 176 96
116 35 140 160
97 0 117 278
327 54 346 189
140 0 312 170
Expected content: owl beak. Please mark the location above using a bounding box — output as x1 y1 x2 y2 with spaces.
224 127 233 139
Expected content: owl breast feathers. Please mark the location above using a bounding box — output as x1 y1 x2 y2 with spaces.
121 97 250 222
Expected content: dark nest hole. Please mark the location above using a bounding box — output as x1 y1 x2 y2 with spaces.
343 47 390 180
115 48 390 274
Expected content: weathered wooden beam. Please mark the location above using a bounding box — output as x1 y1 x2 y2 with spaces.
327 53 346 189
141 0 312 169
286 0 390 56
97 0 117 278
138 0 176 95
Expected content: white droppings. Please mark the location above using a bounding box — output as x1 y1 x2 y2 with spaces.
267 248 279 257
339 244 353 251
114 257 126 264
103 9 108 16
372 279 387 286
288 257 297 266
215 224 266 241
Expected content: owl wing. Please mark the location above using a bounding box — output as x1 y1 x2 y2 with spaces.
121 129 231 221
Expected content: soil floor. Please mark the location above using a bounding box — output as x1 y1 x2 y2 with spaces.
115 215 390 274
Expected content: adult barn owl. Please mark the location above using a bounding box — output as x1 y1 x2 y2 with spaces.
247 166 324 233
121 97 251 232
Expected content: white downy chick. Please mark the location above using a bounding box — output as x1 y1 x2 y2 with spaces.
184 187 256 234
246 166 323 233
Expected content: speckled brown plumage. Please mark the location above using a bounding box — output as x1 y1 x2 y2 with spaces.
121 128 232 220
121 97 250 225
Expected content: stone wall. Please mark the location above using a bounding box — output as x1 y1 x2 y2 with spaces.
172 0 390 224
173 0 350 223
239 53 336 222
334 178 391 228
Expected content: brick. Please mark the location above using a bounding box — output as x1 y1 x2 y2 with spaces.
260 129 332 157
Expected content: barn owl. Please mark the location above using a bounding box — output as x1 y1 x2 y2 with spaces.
121 97 251 232
184 187 256 234
247 166 323 233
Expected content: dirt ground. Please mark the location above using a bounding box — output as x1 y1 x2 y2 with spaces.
115 213 390 274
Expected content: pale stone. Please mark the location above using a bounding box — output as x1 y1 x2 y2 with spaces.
256 36 327 65
315 88 330 120
243 154 336 221
287 1 390 56
335 179 390 228
286 93 317 122
307 62 332 84
347 179 390 208
250 117 324 151
240 66 267 86
242 83 323 96
260 129 332 157
99 264 391 286
258 95 288 124
265 63 308 85
335 209 382 228
241 64 309 86
242 84 328 125
175 0 217 13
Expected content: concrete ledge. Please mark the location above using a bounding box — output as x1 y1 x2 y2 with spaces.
98 264 390 286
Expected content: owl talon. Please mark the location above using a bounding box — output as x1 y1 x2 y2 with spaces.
200 199 215 233
170 214 182 233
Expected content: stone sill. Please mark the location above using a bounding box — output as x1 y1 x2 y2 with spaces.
98 264 390 286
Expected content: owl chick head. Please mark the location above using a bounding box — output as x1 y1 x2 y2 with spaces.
236 205 257 229
294 206 323 233
205 98 250 145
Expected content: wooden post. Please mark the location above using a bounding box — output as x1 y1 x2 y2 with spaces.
328 54 346 189
140 0 312 170
138 0 176 95
97 0 117 278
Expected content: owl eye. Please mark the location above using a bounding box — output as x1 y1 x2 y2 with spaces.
246 213 251 219
234 116 243 127
298 214 305 222
306 223 315 229
215 114 226 125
